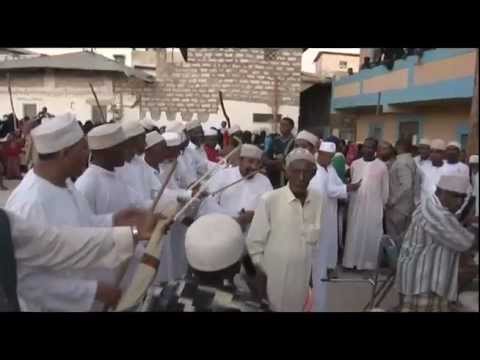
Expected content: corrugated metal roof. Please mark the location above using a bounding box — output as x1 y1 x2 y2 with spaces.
0 51 154 82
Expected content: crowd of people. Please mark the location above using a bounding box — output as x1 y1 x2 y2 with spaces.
0 111 478 312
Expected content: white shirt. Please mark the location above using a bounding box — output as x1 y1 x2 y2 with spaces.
6 210 134 312
198 166 273 218
246 185 324 312
183 142 209 179
442 161 470 177
414 155 431 169
418 163 449 203
5 169 114 312
76 164 144 214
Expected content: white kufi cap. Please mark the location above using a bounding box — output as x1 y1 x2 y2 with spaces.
121 120 145 139
447 141 461 150
185 119 202 131
87 123 126 150
430 139 446 151
240 144 263 160
296 130 319 147
469 155 479 164
286 148 316 167
145 131 165 150
418 138 431 146
166 121 185 133
185 214 244 272
162 132 182 147
204 128 217 137
31 113 84 154
437 175 470 194
319 141 336 153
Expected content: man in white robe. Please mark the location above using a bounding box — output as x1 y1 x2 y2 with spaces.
343 137 389 270
5 114 153 312
469 155 479 217
182 119 209 186
246 148 324 312
416 139 449 204
302 139 361 311
443 141 470 178
414 138 431 168
2 209 155 312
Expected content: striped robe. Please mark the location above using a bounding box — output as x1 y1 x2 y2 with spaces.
396 194 475 302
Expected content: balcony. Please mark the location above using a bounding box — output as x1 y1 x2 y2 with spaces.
331 48 476 112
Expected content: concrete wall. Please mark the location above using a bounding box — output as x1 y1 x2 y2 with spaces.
118 48 303 131
355 104 470 144
315 53 360 77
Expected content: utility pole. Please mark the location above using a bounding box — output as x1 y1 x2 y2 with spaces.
467 49 478 157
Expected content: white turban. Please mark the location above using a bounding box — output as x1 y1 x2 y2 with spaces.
286 148 316 167
145 131 165 150
469 155 479 164
31 113 84 154
121 120 145 139
240 144 263 160
185 214 244 272
437 175 470 194
430 139 446 151
88 123 126 150
204 128 218 137
295 130 319 148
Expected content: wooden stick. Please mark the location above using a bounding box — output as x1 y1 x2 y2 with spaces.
209 169 262 197
89 82 107 124
149 159 177 213
219 91 231 128
7 73 17 131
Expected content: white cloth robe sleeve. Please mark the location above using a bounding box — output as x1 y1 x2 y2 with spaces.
245 196 271 272
74 174 99 213
327 169 348 199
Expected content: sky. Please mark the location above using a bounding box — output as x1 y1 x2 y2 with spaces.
27 48 360 73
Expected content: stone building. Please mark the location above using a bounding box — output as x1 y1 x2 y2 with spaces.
119 48 304 131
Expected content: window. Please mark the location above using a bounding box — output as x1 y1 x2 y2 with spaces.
368 123 383 140
92 105 107 124
23 104 37 120
253 113 283 123
339 61 348 69
264 48 280 61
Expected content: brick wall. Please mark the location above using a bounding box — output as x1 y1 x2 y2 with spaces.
115 48 302 121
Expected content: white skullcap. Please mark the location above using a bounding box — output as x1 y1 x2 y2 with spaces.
162 132 182 147
185 214 244 272
87 123 126 150
166 121 185 133
185 119 202 131
319 141 336 154
286 148 316 167
240 144 263 160
121 120 145 139
447 141 461 150
31 113 84 154
430 139 446 151
145 131 165 150
204 128 217 137
296 130 319 147
437 175 470 194
469 155 479 164
418 138 431 146
140 112 157 131
229 125 241 134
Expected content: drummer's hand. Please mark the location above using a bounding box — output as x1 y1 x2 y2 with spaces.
95 282 122 309
113 207 149 227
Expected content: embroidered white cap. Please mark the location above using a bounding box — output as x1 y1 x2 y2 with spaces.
185 119 202 131
319 141 336 154
145 131 165 150
430 139 446 151
162 131 182 147
296 130 319 148
286 148 316 167
447 141 461 150
437 175 470 194
87 123 127 150
418 138 431 146
185 214 244 272
204 128 218 137
31 113 84 154
121 119 145 139
240 144 263 160
469 155 479 164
